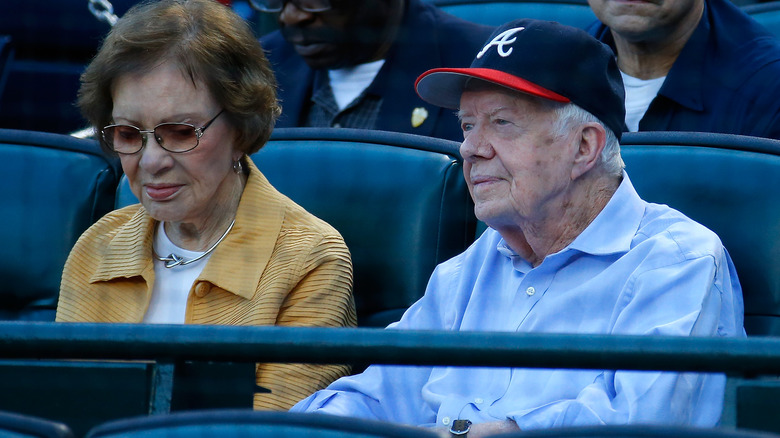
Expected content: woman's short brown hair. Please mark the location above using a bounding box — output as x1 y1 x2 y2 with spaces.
79 0 280 155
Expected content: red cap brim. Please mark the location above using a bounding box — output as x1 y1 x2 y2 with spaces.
415 67 571 109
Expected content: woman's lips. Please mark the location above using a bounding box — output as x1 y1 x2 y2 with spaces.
144 184 182 201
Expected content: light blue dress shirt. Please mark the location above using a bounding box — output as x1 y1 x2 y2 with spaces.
291 173 745 429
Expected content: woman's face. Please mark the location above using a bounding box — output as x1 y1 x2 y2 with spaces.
111 61 242 229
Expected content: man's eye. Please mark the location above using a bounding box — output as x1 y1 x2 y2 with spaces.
462 123 473 132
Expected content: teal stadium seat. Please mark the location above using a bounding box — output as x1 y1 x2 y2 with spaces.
0 409 74 438
426 0 597 29
0 129 120 320
115 128 477 327
86 410 439 438
620 131 780 337
0 358 256 437
743 1 780 39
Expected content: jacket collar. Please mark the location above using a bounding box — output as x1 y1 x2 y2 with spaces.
369 0 445 136
655 3 709 112
591 3 709 112
90 204 155 284
90 160 284 301
196 160 284 300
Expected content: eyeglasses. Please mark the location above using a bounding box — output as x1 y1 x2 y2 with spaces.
249 0 332 13
102 110 224 155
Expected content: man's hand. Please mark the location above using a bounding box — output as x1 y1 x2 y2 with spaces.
433 420 520 437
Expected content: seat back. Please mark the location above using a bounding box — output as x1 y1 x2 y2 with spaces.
0 361 150 438
428 0 597 29
0 129 120 320
0 358 255 437
489 424 780 437
86 409 439 438
0 410 74 438
620 131 780 336
0 1 138 133
115 128 476 327
0 35 13 106
743 2 780 39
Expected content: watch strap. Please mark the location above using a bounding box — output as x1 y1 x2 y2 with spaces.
449 419 472 436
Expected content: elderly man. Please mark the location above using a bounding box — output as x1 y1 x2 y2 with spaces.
291 19 744 436
255 0 493 142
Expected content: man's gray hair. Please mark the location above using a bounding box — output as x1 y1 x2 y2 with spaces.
552 103 624 177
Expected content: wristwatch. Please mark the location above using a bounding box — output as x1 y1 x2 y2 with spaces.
449 419 472 437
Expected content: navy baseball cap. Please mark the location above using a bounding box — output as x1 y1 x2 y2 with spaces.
415 19 627 139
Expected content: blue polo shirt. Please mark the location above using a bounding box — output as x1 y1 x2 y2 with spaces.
292 173 744 429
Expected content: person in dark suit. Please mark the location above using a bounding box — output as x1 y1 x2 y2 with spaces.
587 0 780 139
253 0 494 142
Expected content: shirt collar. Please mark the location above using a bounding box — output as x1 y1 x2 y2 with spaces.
494 171 645 266
567 171 645 255
592 4 709 112
654 2 709 112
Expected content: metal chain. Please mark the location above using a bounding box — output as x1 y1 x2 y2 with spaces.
88 0 119 26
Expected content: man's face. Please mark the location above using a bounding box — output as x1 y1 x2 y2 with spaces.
587 0 703 43
278 0 402 69
458 86 578 230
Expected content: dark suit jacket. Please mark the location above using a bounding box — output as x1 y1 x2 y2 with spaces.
260 0 494 142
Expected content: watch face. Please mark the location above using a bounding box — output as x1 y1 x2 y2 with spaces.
450 419 472 435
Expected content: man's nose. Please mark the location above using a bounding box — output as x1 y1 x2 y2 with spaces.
460 129 493 162
279 1 316 25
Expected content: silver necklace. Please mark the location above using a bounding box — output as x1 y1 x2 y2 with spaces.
153 219 236 268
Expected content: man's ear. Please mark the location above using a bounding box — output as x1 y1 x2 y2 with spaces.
571 123 607 180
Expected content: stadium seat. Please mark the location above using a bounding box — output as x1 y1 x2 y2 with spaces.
0 358 255 437
427 0 597 29
0 35 12 106
0 128 120 320
0 1 138 133
86 409 439 438
0 409 74 438
743 1 780 39
115 127 476 327
620 131 780 337
487 424 780 437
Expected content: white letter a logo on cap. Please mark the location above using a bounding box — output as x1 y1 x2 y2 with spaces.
477 27 525 59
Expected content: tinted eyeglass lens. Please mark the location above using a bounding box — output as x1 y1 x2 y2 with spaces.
103 125 144 154
155 123 199 151
250 0 330 12
102 123 198 154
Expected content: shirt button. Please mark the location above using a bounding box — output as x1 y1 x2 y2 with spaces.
442 417 451 425
475 398 484 404
333 123 342 128
526 286 536 296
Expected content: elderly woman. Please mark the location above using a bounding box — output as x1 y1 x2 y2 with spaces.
56 0 356 410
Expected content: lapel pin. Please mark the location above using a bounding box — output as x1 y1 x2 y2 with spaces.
411 107 429 128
